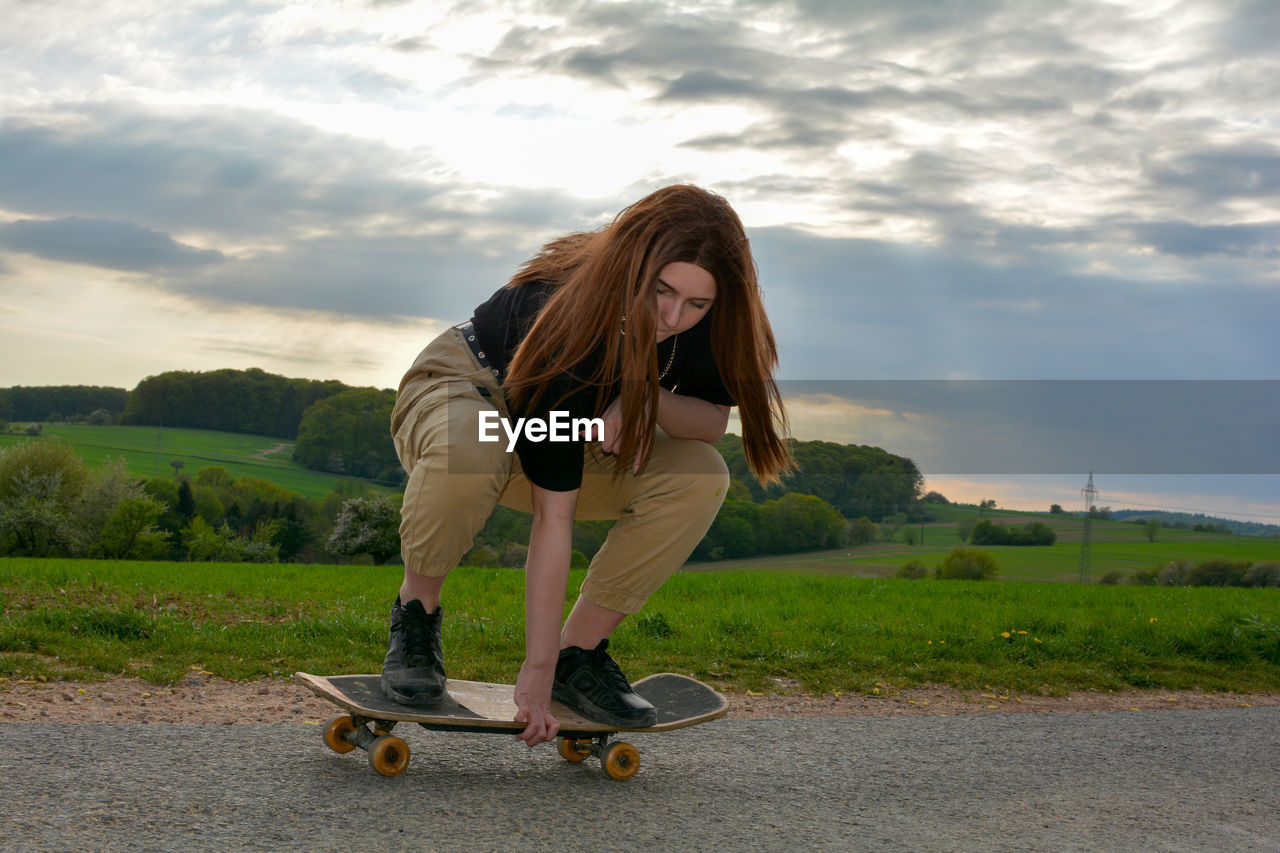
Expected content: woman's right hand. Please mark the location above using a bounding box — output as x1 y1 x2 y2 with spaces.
513 657 559 747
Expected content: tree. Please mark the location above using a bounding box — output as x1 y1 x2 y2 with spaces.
879 512 907 543
325 494 401 565
0 440 91 556
95 496 169 559
294 388 401 482
848 516 878 546
956 518 975 544
1049 504 1064 514
176 480 196 520
170 459 186 478
1143 518 1161 543
756 493 846 553
87 408 112 426
978 499 996 515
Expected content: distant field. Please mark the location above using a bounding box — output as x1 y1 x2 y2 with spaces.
693 513 1280 583
0 424 390 500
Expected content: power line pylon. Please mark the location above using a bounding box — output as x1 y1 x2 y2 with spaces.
1079 471 1097 583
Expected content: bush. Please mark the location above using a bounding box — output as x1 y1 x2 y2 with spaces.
1187 559 1248 588
1097 570 1122 585
1243 561 1280 588
325 494 401 565
462 543 499 567
635 610 676 639
1129 568 1159 585
937 548 999 580
1157 560 1192 586
896 559 930 580
500 541 529 568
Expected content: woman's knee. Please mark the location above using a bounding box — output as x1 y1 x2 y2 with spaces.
657 438 730 501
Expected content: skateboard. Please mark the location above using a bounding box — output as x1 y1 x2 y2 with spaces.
295 671 728 780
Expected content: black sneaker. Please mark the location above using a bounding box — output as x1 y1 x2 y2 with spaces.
380 597 447 705
552 639 657 728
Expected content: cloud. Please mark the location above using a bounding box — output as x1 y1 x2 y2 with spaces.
1144 143 1280 207
0 106 612 320
749 226 1280 381
0 110 455 240
1126 221 1280 260
0 216 224 272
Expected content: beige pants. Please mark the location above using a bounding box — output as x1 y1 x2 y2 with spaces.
391 327 730 614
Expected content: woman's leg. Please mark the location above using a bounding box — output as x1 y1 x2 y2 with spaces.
499 429 730 623
395 380 513 598
385 374 512 704
496 430 728 725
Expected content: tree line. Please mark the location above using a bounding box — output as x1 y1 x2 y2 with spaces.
4 374 929 564
5 372 404 486
0 385 129 424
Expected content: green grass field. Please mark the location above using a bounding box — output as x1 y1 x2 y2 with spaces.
2 557 1276 696
0 424 389 500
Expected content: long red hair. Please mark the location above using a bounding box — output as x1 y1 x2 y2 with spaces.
504 185 792 483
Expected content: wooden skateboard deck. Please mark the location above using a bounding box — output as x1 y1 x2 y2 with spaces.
296 671 727 780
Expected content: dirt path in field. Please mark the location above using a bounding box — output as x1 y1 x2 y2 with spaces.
251 441 294 460
2 674 1274 724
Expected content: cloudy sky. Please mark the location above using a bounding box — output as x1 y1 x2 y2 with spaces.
1 0 1277 519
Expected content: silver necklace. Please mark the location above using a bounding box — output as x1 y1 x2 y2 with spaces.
659 334 678 380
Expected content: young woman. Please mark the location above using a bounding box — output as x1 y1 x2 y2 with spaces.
384 184 792 748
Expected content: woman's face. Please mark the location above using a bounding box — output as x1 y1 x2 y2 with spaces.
655 261 716 342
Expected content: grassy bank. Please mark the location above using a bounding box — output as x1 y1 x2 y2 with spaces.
3 558 1277 696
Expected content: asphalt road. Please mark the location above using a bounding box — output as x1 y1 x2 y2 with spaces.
4 708 1277 852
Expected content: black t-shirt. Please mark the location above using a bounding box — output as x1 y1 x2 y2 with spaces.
470 281 735 491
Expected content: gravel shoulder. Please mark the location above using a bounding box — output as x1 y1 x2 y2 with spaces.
3 674 1275 724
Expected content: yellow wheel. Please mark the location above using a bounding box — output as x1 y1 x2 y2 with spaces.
602 741 640 781
324 715 357 754
368 735 411 777
558 737 590 764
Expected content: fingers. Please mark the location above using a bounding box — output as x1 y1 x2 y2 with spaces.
516 711 560 747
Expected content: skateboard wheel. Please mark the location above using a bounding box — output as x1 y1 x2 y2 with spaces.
602 741 641 781
324 715 358 754
558 737 590 764
368 735 411 777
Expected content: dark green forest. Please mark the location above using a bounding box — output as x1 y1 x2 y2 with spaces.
0 385 129 423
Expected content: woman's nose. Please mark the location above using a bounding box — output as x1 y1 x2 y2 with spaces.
661 302 681 328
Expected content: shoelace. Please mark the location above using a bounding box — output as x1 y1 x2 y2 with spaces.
591 648 634 693
402 610 436 666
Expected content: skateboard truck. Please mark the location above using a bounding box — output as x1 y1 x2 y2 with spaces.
324 714 412 777
556 733 642 781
